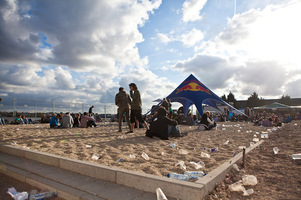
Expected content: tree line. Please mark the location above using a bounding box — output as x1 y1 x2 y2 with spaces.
221 92 292 108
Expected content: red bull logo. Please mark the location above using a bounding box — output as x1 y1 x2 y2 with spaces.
176 82 211 95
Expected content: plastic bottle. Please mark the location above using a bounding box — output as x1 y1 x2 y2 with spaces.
184 171 206 179
156 188 168 200
29 192 57 200
292 154 301 160
167 173 189 181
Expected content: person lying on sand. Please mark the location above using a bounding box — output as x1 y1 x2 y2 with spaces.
146 107 188 140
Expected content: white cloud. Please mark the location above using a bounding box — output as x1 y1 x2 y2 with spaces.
119 67 176 111
157 28 204 47
180 28 204 47
182 0 207 23
157 33 171 43
172 0 301 99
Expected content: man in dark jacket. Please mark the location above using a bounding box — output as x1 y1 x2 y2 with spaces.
146 107 186 140
115 87 131 132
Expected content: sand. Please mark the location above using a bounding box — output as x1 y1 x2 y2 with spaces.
205 121 301 200
0 121 285 178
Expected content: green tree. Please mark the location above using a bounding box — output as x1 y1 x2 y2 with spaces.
246 92 264 108
227 91 237 108
279 95 292 105
221 94 227 102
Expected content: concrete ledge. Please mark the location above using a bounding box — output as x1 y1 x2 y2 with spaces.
197 140 264 194
0 162 30 182
0 140 264 200
116 169 205 200
60 158 117 183
0 145 25 158
24 150 61 167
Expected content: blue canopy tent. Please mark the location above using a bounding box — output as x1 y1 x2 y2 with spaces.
166 74 242 117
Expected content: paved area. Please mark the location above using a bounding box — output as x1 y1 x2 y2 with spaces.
0 152 173 200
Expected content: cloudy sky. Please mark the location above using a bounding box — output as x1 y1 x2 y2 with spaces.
0 0 300 112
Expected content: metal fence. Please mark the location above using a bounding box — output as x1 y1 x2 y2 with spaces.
0 96 117 119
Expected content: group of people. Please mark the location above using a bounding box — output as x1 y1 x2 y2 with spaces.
49 111 97 128
13 115 32 125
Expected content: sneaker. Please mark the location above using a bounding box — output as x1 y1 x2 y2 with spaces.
125 131 133 134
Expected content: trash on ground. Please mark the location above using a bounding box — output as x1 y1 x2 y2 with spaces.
91 153 100 160
179 149 189 155
118 158 123 163
237 130 241 133
233 164 240 171
253 138 259 142
161 152 165 156
201 152 211 158
273 147 279 154
117 135 124 139
292 154 301 160
29 191 57 200
222 128 226 131
7 187 28 200
167 172 189 181
85 144 92 148
210 148 218 153
141 152 150 160
223 140 229 145
127 154 136 160
244 188 254 196
190 161 205 169
184 171 206 179
156 187 168 200
242 175 258 186
170 143 176 148
175 160 186 170
238 146 246 150
261 134 269 139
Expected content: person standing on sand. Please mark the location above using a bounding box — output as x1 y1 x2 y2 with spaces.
115 87 131 132
127 83 149 134
89 105 94 115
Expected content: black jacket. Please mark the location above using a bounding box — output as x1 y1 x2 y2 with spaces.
148 108 177 140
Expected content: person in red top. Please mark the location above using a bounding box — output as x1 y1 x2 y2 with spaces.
80 112 96 128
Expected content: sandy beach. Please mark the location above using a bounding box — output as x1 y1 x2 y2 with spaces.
0 121 288 178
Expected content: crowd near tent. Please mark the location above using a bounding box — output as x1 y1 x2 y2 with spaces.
164 74 242 117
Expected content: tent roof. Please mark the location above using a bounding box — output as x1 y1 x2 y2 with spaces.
254 102 291 109
166 74 243 116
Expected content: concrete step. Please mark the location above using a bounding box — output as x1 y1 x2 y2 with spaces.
0 152 170 200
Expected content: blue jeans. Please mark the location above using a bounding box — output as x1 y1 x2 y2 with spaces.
168 126 182 137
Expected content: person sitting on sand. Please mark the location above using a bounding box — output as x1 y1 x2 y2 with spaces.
50 114 61 128
80 112 97 128
14 115 23 124
284 114 292 123
41 114 48 123
60 112 74 128
146 107 187 140
200 111 216 130
22 115 32 124
261 117 273 127
73 113 81 127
